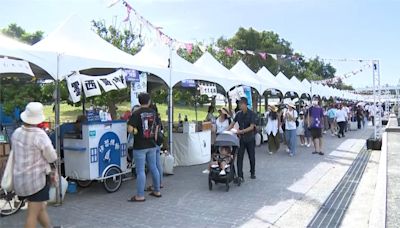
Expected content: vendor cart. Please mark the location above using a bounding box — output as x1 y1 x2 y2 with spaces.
63 120 128 193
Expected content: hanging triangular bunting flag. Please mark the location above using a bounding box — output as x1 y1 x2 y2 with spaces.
225 47 233 57
238 50 246 55
259 52 267 60
269 54 277 60
185 43 193 55
199 45 207 53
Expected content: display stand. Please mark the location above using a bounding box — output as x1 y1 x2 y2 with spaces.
172 130 211 166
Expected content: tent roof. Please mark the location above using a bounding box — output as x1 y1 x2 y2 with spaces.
0 34 55 79
194 52 245 92
230 60 261 93
256 67 290 94
33 15 141 80
275 72 301 95
130 44 217 88
290 76 309 95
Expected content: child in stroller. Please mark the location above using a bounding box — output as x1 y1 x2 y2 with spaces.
208 146 233 176
207 131 240 192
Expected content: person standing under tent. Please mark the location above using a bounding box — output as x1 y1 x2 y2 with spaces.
283 103 298 157
228 97 257 181
265 105 281 155
205 105 216 123
11 102 58 228
145 103 164 192
307 99 325 155
128 93 161 202
327 104 337 136
216 107 232 134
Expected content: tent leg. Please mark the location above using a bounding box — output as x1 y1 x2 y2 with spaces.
168 87 173 156
54 78 62 205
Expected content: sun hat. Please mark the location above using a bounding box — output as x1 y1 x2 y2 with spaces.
218 107 231 117
268 105 278 112
287 102 296 108
20 102 45 125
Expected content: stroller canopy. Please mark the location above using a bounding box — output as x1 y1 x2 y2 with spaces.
214 132 240 147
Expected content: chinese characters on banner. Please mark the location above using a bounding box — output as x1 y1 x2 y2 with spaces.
97 77 118 92
66 73 82 103
108 69 127 89
81 75 102 97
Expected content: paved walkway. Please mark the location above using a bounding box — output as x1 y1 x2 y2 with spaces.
387 132 400 228
0 127 373 228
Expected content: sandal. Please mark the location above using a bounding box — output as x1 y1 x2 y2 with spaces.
149 192 162 198
128 196 145 202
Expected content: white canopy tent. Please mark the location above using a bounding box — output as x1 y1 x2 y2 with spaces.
275 72 301 96
230 60 261 94
194 52 246 92
131 44 219 88
256 67 291 94
33 15 142 80
290 76 310 97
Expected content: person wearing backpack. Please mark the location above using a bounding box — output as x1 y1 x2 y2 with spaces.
283 103 298 157
128 93 161 202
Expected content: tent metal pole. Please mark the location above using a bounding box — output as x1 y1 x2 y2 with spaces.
55 54 63 205
168 45 173 156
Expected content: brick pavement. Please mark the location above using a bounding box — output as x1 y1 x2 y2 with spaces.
0 127 373 228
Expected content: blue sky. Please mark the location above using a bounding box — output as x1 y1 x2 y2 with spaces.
1 0 399 88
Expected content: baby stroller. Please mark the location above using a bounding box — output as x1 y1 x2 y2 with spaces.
208 132 240 192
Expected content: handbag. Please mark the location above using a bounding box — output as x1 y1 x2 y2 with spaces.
1 150 14 192
48 176 68 204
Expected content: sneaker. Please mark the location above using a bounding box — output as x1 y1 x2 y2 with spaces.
289 153 294 157
202 169 210 174
250 174 256 179
307 144 311 148
323 131 327 134
300 143 304 146
286 148 290 153
319 152 324 156
338 135 341 138
312 151 318 154
331 133 335 136
269 152 273 155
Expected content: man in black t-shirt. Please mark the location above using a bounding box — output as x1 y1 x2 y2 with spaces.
127 93 161 202
228 97 257 181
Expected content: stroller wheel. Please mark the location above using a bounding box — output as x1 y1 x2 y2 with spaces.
225 183 230 192
208 177 213 191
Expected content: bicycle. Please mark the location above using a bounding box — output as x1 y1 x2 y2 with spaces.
0 188 25 216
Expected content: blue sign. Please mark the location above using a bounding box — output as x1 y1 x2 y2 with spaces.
98 132 121 176
181 79 196 88
243 86 253 109
124 69 140 82
86 110 100 122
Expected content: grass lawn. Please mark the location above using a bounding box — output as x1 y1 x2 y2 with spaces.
43 102 213 123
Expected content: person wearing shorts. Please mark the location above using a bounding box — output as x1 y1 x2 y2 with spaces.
307 100 325 155
12 102 58 228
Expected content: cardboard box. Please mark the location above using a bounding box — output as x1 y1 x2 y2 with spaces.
0 143 11 157
202 122 212 131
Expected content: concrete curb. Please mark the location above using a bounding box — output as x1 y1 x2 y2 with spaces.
368 131 387 228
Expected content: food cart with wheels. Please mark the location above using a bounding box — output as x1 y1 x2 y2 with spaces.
63 120 128 192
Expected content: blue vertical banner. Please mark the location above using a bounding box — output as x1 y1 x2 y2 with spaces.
243 86 253 109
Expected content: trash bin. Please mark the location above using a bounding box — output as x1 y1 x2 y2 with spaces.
366 138 382 150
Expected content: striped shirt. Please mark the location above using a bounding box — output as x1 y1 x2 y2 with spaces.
12 126 57 197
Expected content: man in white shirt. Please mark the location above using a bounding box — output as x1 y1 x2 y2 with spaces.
335 104 348 138
369 104 376 126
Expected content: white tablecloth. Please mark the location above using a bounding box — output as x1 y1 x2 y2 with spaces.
173 130 211 166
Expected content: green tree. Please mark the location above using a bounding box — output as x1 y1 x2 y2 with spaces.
2 23 44 45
